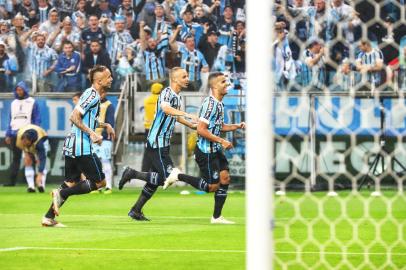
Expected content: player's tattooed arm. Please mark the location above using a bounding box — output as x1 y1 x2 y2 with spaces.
70 109 102 144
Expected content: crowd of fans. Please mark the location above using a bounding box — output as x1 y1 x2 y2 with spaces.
0 0 246 92
273 0 406 92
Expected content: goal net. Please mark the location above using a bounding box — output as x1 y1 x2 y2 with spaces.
269 0 406 269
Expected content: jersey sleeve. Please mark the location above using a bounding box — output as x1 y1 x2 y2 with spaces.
160 88 172 106
76 90 98 115
199 98 215 125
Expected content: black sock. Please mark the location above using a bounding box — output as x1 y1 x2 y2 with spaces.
129 168 163 186
131 183 158 213
45 183 69 219
178 174 209 192
60 180 97 200
213 184 229 218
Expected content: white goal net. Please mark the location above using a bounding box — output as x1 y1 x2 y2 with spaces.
267 0 406 269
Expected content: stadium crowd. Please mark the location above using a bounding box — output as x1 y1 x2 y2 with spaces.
273 0 406 92
0 0 246 92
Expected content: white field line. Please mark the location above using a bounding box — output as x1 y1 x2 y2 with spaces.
1 247 406 256
0 247 244 253
0 213 244 220
0 213 404 221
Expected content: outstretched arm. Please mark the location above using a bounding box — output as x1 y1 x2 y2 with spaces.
221 122 245 132
161 103 198 121
177 116 197 129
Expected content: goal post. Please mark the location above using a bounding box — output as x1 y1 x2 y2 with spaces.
246 0 273 269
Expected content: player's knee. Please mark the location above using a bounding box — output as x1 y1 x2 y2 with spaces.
208 183 219 192
219 171 230 185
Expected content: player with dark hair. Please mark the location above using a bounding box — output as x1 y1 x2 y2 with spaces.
41 65 115 227
16 124 49 193
118 67 198 221
163 72 245 224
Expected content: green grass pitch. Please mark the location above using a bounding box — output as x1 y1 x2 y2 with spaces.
1 187 406 269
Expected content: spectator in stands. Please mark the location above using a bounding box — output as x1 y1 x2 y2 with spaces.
16 124 49 193
273 25 296 92
101 14 134 89
21 29 58 92
170 25 209 91
0 40 18 91
81 15 106 55
193 3 213 26
332 58 354 92
116 0 145 22
0 20 10 42
0 40 9 90
82 40 111 87
55 40 81 92
198 26 227 71
85 0 116 19
14 0 36 22
140 20 168 88
148 3 172 47
4 81 40 187
217 5 234 46
328 0 361 43
177 6 204 45
72 0 87 30
39 8 60 36
37 0 53 24
49 16 81 52
125 9 140 40
232 20 245 72
53 0 77 20
301 38 326 91
116 46 138 77
356 39 384 89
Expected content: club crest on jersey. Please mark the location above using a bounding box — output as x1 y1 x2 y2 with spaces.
213 171 219 180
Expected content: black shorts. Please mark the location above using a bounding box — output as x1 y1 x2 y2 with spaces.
65 153 105 183
194 147 229 184
142 143 174 185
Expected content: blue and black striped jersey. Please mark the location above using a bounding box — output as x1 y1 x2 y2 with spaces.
63 87 100 157
147 87 181 148
197 96 224 154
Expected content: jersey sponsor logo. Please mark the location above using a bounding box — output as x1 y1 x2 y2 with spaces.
213 171 219 180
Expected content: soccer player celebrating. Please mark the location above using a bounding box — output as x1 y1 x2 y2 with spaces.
163 72 245 224
118 67 198 221
41 65 115 227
